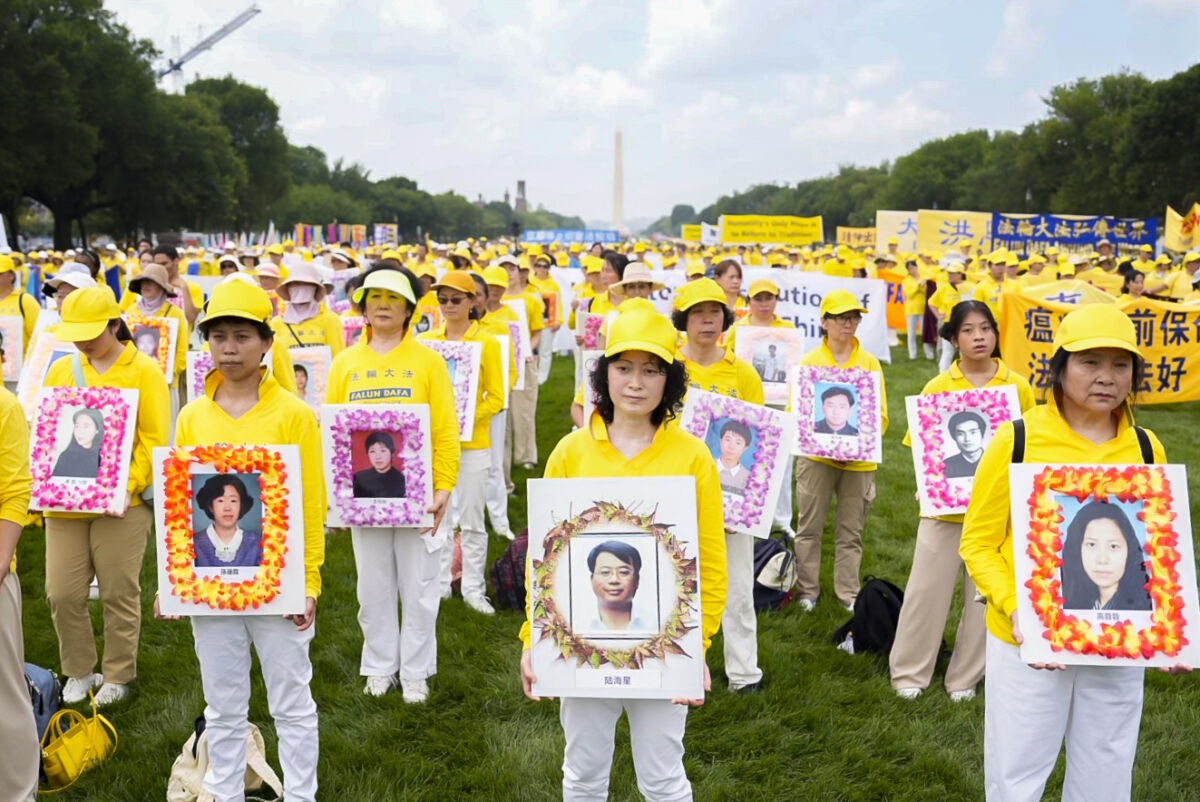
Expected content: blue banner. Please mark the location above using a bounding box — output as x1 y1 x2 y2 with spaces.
991 214 1157 258
522 229 620 244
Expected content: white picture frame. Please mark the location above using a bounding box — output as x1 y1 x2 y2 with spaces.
419 339 481 442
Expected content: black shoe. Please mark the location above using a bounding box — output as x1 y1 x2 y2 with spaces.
734 681 764 695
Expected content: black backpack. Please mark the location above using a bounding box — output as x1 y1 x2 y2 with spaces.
753 534 797 611
489 530 529 611
832 576 904 656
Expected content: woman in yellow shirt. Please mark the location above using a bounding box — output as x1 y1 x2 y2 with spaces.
722 277 795 355
0 255 39 359
125 263 190 415
901 259 931 360
960 304 1186 801
418 271 504 615
163 278 324 800
519 304 727 800
469 273 518 542
41 287 170 706
671 278 766 694
928 258 974 372
325 263 460 703
271 263 345 355
792 289 888 612
712 259 749 319
890 300 1036 702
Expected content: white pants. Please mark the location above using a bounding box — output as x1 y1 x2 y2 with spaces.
907 314 933 359
773 455 794 532
938 337 956 372
438 448 490 600
722 531 761 689
538 342 554 385
350 526 443 680
192 616 318 802
484 414 513 537
560 697 692 802
983 634 1144 802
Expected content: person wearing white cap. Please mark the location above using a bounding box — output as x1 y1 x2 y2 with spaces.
271 262 345 359
42 263 98 312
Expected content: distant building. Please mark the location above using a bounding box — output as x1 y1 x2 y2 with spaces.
515 180 528 214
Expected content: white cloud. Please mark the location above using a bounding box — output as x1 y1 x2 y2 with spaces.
987 0 1050 78
1128 0 1200 9
850 60 899 90
545 66 654 112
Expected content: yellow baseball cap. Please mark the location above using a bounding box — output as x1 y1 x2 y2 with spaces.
582 255 604 274
604 303 677 364
431 271 476 296
0 255 14 274
56 286 123 342
747 278 780 297
1052 305 1141 356
198 275 274 335
767 253 788 267
1184 251 1200 264
1139 244 1153 253
820 289 867 317
675 278 726 312
482 265 509 288
267 244 285 256
685 261 707 277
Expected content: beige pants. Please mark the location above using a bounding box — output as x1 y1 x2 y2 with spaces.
0 573 39 801
889 518 986 693
45 504 152 684
510 370 539 466
794 458 875 605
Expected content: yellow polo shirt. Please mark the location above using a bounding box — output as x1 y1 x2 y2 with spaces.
960 396 1165 645
793 338 887 472
681 349 764 405
519 412 728 653
176 370 325 599
0 388 30 572
271 308 346 355
901 276 926 316
418 322 504 451
0 291 38 355
325 336 461 492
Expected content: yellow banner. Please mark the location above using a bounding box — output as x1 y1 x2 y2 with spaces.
916 209 992 253
1165 203 1200 253
681 224 702 242
1018 279 1117 305
999 292 1200 404
837 227 876 248
719 214 823 246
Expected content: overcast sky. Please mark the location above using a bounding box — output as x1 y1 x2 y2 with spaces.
106 0 1200 226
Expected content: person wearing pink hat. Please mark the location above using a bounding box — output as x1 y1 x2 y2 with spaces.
271 262 345 358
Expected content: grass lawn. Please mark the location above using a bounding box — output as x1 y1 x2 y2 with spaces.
18 350 1200 801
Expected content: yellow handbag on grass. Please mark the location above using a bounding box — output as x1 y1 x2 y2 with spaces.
39 693 118 791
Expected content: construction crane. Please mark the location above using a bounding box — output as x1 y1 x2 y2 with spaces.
157 5 261 87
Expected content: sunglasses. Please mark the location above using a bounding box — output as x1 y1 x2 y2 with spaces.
437 295 468 306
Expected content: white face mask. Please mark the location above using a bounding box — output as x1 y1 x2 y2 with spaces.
287 284 317 304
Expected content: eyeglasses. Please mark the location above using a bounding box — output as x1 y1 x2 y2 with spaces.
437 295 467 306
827 313 861 324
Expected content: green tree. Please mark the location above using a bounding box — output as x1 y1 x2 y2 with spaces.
289 145 330 186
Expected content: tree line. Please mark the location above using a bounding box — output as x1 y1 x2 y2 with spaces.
646 64 1200 238
1 0 584 248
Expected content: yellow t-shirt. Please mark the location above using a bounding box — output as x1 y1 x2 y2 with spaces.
971 276 1011 315
0 387 30 572
325 336 461 492
176 370 325 598
960 397 1165 645
418 322 504 451
528 275 562 328
519 413 728 653
681 349 765 405
271 308 346 355
0 291 39 356
901 276 926 316
43 342 171 514
793 338 887 472
504 286 546 334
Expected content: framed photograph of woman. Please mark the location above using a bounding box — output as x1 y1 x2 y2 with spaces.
789 365 883 463
679 389 795 538
526 476 704 700
320 404 435 528
418 338 481 442
733 327 805 407
153 444 306 616
410 304 441 338
341 315 366 347
906 386 1021 517
579 349 603 424
29 386 139 515
1009 462 1200 668
0 315 23 382
502 299 532 392
288 346 332 412
123 314 180 386
16 329 73 417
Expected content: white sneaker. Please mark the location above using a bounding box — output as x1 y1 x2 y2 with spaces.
797 598 816 612
400 678 429 704
87 579 100 601
497 530 516 542
62 673 102 704
949 689 976 702
93 682 129 706
363 675 394 697
844 601 856 613
464 595 495 615
896 687 922 700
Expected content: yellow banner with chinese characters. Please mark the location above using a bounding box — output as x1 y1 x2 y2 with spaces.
681 224 702 242
915 209 992 254
1165 203 1200 253
719 214 824 245
999 291 1200 405
836 227 876 248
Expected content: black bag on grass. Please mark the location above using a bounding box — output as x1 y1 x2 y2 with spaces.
753 534 797 611
831 576 904 656
489 530 528 611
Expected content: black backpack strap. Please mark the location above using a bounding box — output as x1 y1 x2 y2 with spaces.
1134 426 1153 465
1011 419 1025 464
284 321 306 347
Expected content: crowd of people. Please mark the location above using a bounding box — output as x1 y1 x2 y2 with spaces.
0 231 1193 801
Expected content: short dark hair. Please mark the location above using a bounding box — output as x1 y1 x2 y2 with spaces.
587 540 642 574
821 385 855 405
1046 348 1145 403
293 364 308 378
713 259 742 280
152 244 179 262
938 300 1001 358
947 410 986 435
590 353 689 428
601 250 629 280
719 419 752 444
196 474 253 521
364 431 397 455
671 305 735 333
